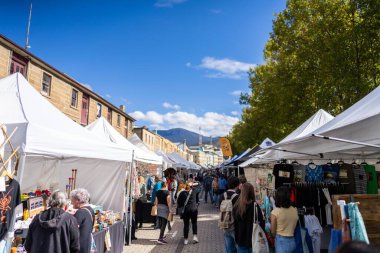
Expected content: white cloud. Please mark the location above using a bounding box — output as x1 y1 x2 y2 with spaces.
230 90 242 96
81 83 93 91
163 102 181 110
188 56 256 79
231 111 239 116
155 0 187 8
185 62 192 67
233 101 240 105
131 110 239 137
105 94 111 99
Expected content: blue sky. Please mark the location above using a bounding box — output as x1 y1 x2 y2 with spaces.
0 0 286 137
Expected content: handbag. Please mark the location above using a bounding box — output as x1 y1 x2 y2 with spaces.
151 205 157 216
177 190 192 219
167 213 173 222
252 202 270 253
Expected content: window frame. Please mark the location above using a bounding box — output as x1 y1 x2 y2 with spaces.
41 73 52 96
71 89 78 108
96 103 102 118
107 108 112 123
117 114 121 127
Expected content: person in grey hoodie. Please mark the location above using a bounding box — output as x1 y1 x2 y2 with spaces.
25 191 80 253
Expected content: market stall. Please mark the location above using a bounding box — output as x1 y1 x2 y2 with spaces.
240 99 380 251
86 117 163 245
0 73 133 252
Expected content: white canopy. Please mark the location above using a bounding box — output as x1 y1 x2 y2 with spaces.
0 73 131 211
259 138 276 149
242 109 334 166
87 118 162 165
155 150 175 168
268 86 380 163
167 152 191 169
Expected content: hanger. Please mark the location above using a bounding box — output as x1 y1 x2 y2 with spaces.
327 159 332 166
291 160 299 165
338 159 344 165
352 159 357 166
361 159 367 166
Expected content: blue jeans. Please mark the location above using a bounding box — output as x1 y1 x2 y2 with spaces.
275 235 296 253
224 230 236 253
213 190 219 205
237 245 252 253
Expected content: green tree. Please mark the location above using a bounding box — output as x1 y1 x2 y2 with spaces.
230 0 380 154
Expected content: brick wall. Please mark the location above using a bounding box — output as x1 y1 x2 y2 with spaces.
0 41 135 136
0 45 10 77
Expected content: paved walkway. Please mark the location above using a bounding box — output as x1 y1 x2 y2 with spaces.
123 201 224 253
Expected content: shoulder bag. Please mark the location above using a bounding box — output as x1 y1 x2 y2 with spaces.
81 207 97 253
252 202 269 253
177 190 192 219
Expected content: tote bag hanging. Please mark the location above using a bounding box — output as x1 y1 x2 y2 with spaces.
151 205 158 216
252 202 270 253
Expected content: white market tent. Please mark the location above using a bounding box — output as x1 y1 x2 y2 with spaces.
87 118 162 165
155 150 175 168
267 85 380 163
0 73 132 212
239 138 276 167
167 152 191 169
242 109 334 166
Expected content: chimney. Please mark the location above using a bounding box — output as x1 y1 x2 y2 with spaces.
119 105 126 112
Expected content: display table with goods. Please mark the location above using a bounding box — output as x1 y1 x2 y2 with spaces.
13 199 124 253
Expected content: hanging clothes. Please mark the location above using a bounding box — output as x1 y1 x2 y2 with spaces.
304 215 323 253
337 163 356 193
322 164 339 184
352 164 367 194
364 165 378 194
273 163 294 188
347 203 369 244
293 164 306 183
305 164 323 182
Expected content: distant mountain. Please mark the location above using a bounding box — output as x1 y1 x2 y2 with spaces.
157 128 220 147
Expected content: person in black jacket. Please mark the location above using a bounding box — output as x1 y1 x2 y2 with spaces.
233 183 264 253
71 188 95 253
177 182 199 245
25 191 80 253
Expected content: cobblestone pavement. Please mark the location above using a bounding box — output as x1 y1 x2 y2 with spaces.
123 200 224 253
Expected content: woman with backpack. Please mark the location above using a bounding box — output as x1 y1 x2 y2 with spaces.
177 182 199 245
233 183 265 253
154 182 173 245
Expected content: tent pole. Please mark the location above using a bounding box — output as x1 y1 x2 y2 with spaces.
125 161 131 245
312 134 380 149
128 151 135 245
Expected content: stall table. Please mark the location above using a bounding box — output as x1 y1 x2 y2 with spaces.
93 221 124 253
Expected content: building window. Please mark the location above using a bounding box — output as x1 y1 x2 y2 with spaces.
107 108 112 123
97 103 102 118
117 114 121 127
71 89 78 108
41 73 52 96
9 53 27 76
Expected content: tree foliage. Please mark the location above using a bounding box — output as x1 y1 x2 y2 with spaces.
230 0 380 154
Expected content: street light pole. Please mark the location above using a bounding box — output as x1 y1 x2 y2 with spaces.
25 0 33 50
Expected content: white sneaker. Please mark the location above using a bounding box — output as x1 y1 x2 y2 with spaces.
193 235 199 243
184 239 188 245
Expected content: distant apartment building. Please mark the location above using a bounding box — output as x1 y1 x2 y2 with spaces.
134 126 194 162
0 34 135 137
189 145 223 168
